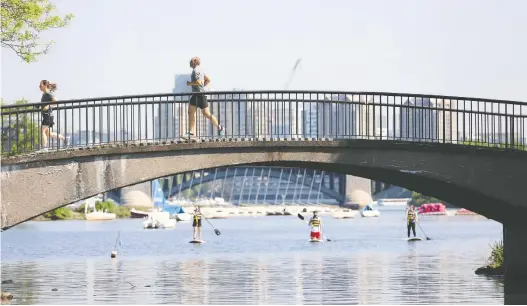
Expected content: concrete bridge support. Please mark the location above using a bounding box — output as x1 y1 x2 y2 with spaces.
344 175 372 208
504 225 527 305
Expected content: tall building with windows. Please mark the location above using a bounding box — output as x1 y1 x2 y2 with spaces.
436 98 459 143
154 74 191 140
400 97 438 141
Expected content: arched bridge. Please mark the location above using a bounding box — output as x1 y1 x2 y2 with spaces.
2 90 527 303
1 90 526 226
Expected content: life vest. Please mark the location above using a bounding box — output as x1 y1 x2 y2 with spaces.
310 217 321 227
407 210 416 222
193 212 201 222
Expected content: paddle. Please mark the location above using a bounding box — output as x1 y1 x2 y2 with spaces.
417 222 431 240
192 205 221 236
204 217 222 236
297 213 332 242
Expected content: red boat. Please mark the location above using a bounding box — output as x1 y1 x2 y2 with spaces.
418 203 447 215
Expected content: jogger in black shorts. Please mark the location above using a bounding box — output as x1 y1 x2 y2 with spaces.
185 57 224 139
39 80 69 150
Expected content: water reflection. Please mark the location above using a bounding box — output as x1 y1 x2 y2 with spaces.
1 213 504 304
1 251 503 305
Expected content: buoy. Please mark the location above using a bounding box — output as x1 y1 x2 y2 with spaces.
1 292 13 300
111 250 117 258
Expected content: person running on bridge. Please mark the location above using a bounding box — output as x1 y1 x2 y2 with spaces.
39 80 69 151
406 205 418 238
308 211 323 241
184 57 224 140
192 206 203 241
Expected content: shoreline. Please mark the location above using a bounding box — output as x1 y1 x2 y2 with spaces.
179 204 360 219
29 204 484 222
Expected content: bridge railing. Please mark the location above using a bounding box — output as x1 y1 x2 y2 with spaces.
1 91 526 156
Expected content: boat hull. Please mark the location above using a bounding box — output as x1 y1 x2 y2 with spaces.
85 212 116 221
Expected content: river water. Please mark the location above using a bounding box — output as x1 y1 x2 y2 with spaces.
1 210 503 304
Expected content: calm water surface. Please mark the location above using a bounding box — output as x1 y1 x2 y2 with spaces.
1 210 503 304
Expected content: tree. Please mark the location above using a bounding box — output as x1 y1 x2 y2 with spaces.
409 191 443 206
1 0 74 63
1 98 41 156
43 206 72 220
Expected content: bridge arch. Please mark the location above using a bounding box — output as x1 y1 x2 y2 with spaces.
167 167 345 204
2 140 526 230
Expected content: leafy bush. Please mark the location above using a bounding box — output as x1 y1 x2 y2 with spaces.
409 191 444 206
95 200 116 212
487 240 504 268
114 206 131 218
77 200 131 218
43 207 72 220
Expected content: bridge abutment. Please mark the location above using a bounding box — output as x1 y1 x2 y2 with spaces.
344 175 372 208
504 225 527 305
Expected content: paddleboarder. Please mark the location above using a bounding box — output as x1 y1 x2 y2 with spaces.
192 206 203 241
308 211 323 241
406 205 418 238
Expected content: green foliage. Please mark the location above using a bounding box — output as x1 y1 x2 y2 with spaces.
114 206 131 218
43 206 71 220
1 0 74 63
487 240 504 269
1 98 41 156
409 191 443 206
463 141 526 151
94 200 130 218
74 203 86 213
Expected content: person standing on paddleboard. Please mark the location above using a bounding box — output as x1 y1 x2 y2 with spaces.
184 57 224 140
406 205 418 238
192 206 203 241
308 211 323 241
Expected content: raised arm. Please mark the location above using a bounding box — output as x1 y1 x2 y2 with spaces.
204 74 211 87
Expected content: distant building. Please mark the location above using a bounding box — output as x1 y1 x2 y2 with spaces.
154 74 191 140
401 97 438 141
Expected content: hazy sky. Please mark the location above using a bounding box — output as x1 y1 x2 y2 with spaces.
2 0 527 104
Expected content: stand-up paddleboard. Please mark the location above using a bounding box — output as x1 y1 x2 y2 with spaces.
407 237 422 241
189 240 205 244
309 239 323 243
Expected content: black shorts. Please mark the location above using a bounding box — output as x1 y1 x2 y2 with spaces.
189 95 208 109
192 219 202 227
42 113 55 128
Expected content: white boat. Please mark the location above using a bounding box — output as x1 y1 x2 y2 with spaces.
376 198 411 209
360 205 381 217
84 198 116 221
85 210 117 221
175 213 191 222
333 210 359 219
145 180 187 224
143 212 176 229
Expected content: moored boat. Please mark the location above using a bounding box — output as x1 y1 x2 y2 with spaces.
360 205 380 217
418 203 447 216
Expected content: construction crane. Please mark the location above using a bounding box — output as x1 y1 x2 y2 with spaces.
283 58 302 90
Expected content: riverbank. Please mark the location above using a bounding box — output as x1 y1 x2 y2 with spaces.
475 240 504 276
31 211 85 221
178 204 360 219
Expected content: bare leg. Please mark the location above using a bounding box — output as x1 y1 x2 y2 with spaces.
201 107 220 129
188 105 197 135
49 131 65 141
41 126 49 148
198 227 202 241
193 227 197 240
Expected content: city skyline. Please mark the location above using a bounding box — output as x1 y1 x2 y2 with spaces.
2 0 527 105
